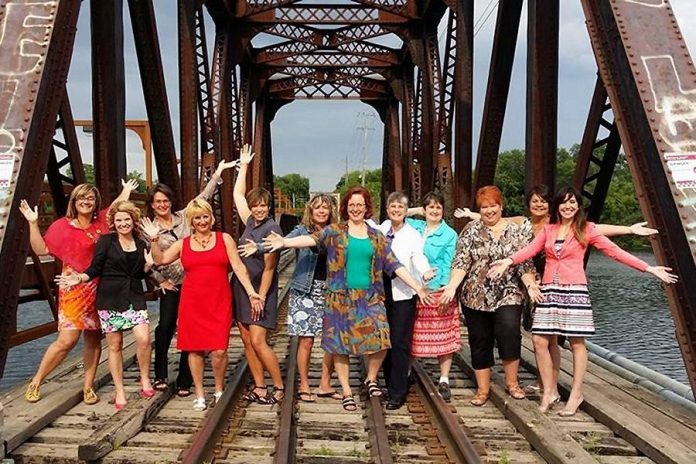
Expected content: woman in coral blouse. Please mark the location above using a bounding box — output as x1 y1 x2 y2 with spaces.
489 187 677 416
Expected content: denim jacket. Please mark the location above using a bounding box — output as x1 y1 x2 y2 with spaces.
287 225 323 294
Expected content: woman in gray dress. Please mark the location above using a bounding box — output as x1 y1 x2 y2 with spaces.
233 144 284 404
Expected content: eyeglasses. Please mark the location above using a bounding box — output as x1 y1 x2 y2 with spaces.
153 199 171 205
77 196 96 203
348 203 365 209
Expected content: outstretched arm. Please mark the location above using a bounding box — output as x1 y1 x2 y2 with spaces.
19 200 49 256
111 178 139 206
141 217 183 265
233 144 255 224
597 222 658 237
262 231 317 252
197 159 240 202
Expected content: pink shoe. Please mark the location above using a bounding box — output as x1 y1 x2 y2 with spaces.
140 388 155 399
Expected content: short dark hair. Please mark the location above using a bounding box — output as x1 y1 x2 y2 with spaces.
526 184 552 211
246 187 272 207
146 183 175 218
422 191 445 212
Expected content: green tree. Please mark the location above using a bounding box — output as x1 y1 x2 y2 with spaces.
274 173 310 208
335 169 382 218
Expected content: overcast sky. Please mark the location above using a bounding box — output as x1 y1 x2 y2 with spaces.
65 1 696 192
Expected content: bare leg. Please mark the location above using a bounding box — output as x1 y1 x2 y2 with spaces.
249 325 283 389
334 354 352 397
502 358 521 387
188 351 206 398
534 334 558 411
438 353 453 379
132 324 152 391
82 330 102 390
473 368 491 396
549 337 561 392
563 337 587 414
106 332 126 405
238 322 266 390
318 352 335 393
211 349 228 393
365 350 387 382
297 337 314 393
31 330 81 385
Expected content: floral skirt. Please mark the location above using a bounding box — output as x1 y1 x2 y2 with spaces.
97 306 149 333
322 289 391 355
58 280 100 331
287 280 326 337
411 288 462 357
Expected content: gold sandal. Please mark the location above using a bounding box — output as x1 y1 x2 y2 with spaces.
470 390 489 406
83 387 100 405
25 382 41 403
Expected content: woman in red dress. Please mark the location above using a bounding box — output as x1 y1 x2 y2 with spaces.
142 198 263 411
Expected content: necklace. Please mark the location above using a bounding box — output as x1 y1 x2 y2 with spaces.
73 218 101 243
193 233 213 249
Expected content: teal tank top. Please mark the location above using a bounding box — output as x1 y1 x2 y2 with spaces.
346 235 373 289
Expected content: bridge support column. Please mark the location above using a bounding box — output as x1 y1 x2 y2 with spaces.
453 0 474 211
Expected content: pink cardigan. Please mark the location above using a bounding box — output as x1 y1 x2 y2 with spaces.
511 222 649 285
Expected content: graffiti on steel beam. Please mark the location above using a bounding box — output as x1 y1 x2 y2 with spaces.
621 0 666 7
0 1 57 214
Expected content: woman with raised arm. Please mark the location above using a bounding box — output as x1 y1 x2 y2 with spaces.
142 199 263 411
56 201 154 410
263 185 433 412
439 186 539 407
239 193 340 402
405 191 459 401
232 144 285 405
19 179 138 404
146 159 237 398
457 184 658 396
488 186 677 415
373 192 434 410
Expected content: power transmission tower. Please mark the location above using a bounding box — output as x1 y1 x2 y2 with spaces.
356 112 376 186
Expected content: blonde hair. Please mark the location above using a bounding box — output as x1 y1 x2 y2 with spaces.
66 184 101 220
301 193 337 230
184 198 215 228
107 200 142 233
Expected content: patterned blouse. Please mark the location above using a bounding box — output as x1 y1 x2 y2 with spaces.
312 222 403 306
452 219 535 312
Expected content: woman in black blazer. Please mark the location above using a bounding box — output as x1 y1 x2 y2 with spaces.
57 200 154 410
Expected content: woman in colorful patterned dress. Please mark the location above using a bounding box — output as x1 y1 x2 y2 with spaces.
142 199 263 411
489 186 677 415
263 185 433 412
238 193 340 402
405 192 460 401
19 180 138 404
440 186 539 407
57 201 154 410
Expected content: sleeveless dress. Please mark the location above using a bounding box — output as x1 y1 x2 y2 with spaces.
177 232 233 351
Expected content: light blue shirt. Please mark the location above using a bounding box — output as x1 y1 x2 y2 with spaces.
406 218 457 290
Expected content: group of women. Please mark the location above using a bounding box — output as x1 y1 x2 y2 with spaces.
20 143 678 416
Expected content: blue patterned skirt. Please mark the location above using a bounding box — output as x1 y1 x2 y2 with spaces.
322 288 391 355
287 280 326 337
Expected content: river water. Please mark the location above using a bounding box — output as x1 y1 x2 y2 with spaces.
0 251 688 391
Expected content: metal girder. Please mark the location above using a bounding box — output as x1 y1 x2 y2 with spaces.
256 40 400 65
572 76 621 222
0 0 82 378
128 0 182 208
257 51 395 68
268 76 387 100
238 0 301 17
258 23 321 44
434 8 456 191
91 0 126 203
179 0 199 203
580 0 696 395
47 90 84 217
410 67 423 200
244 5 411 25
525 0 558 193
380 96 402 215
269 66 381 80
328 23 404 46
351 0 413 17
452 0 474 211
400 64 414 198
474 0 523 193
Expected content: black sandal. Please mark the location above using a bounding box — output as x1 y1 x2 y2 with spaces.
176 387 192 398
342 395 357 411
364 379 382 398
153 379 168 392
258 386 285 405
242 385 267 402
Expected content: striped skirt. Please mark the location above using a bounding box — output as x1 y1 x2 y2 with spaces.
532 283 595 337
411 288 462 357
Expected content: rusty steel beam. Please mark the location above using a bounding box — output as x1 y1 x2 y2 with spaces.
416 30 440 196
47 90 84 217
179 0 199 203
128 0 182 208
256 40 400 66
453 0 474 210
244 5 411 25
258 53 395 68
91 0 126 203
0 0 82 378
400 66 414 199
381 96 402 216
474 0 522 193
251 95 266 189
525 0 558 193
580 0 696 395
572 76 621 222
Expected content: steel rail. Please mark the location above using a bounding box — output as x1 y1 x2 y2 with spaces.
273 334 299 464
412 361 483 464
359 360 394 464
180 251 294 464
